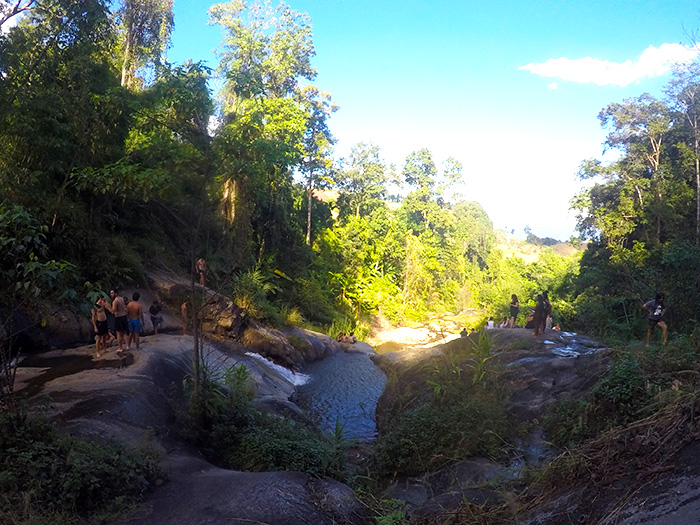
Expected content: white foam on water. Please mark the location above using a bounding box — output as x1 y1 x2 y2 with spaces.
552 347 580 358
543 340 557 345
560 332 577 337
244 352 311 386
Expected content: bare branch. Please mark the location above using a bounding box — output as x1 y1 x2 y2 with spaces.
0 0 37 31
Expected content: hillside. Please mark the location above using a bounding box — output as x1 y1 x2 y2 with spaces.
494 229 585 263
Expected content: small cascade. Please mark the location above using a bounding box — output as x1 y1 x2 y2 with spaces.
244 352 311 386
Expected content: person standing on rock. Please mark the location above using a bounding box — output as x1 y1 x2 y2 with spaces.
127 292 145 351
533 294 545 336
91 296 109 357
196 258 206 287
105 288 128 353
509 294 519 328
644 293 667 346
543 291 552 332
149 300 163 337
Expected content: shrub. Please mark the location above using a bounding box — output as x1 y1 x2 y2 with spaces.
0 412 161 521
370 334 508 478
185 365 349 480
545 341 700 447
285 277 339 326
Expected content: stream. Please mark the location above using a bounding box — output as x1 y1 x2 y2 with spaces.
297 352 387 443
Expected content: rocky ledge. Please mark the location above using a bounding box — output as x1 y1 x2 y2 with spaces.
14 334 369 525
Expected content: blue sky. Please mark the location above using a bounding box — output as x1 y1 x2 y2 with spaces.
169 0 700 240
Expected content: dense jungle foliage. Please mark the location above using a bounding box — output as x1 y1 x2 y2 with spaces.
0 0 587 345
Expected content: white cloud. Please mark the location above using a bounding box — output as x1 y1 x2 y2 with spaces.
547 82 558 90
520 43 700 87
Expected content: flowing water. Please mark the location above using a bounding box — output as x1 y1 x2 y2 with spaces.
297 352 387 442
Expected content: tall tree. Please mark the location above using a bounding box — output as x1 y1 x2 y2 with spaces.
336 142 387 219
211 0 316 267
210 0 316 102
116 0 174 88
297 85 337 245
596 94 672 245
666 60 700 244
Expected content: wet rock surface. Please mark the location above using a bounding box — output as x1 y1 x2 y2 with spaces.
13 334 368 525
373 327 612 521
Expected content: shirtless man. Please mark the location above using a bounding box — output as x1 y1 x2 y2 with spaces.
105 288 128 352
127 292 145 351
91 297 109 357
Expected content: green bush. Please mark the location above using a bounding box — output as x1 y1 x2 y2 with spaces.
285 277 340 326
545 342 700 447
0 412 161 520
370 335 508 478
186 365 350 480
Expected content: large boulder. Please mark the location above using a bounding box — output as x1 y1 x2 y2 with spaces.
241 325 303 369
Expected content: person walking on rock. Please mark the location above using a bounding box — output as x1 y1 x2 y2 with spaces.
542 291 552 332
644 292 667 346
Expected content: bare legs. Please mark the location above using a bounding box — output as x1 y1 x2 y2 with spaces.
646 321 668 346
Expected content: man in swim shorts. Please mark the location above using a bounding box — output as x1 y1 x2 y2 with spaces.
127 291 145 351
105 288 128 352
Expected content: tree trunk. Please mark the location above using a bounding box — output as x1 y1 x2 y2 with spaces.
121 33 132 87
306 168 313 245
695 132 699 245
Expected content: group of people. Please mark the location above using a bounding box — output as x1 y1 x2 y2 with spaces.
531 291 552 336
505 292 553 335
336 332 357 344
91 289 163 357
470 293 555 335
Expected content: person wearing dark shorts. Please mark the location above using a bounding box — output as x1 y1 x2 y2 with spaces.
114 314 129 334
105 288 128 352
91 297 109 357
644 293 667 346
509 294 519 328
